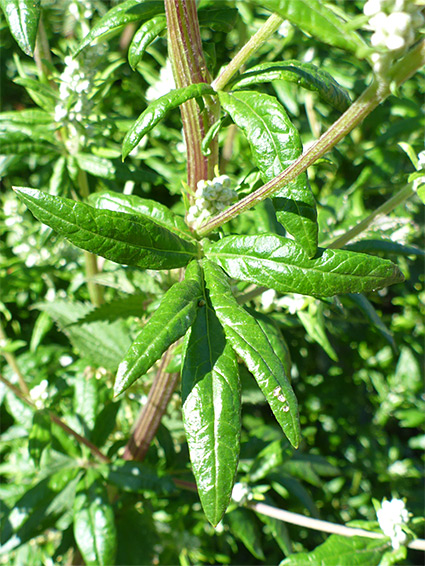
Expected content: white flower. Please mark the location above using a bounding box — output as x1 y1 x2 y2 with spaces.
277 20 292 37
146 59 175 102
377 498 409 550
29 379 49 409
187 175 237 229
232 482 251 504
276 293 308 314
261 289 277 310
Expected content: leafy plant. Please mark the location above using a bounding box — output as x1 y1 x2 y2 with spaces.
1 0 424 565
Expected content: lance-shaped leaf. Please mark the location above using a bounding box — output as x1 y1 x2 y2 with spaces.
258 0 366 55
219 90 317 258
0 0 40 56
75 0 164 56
230 61 351 113
89 190 193 242
247 309 292 379
114 261 203 396
128 15 167 70
203 259 300 448
14 187 198 269
74 470 117 566
182 279 241 526
123 83 216 159
206 234 405 297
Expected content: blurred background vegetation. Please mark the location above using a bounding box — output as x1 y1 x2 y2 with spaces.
0 1 424 564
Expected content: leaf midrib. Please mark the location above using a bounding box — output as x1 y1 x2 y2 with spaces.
29 198 196 257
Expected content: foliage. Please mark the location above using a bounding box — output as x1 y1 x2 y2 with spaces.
0 0 424 565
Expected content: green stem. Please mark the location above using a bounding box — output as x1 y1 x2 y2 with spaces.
77 168 104 307
197 39 425 237
212 13 283 91
325 185 414 249
0 319 30 396
34 16 53 84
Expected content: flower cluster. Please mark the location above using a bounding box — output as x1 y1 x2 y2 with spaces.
364 0 424 74
376 498 410 550
54 56 95 125
29 379 49 410
186 175 237 230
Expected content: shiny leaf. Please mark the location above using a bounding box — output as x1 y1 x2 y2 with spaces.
248 309 292 378
230 60 351 113
123 83 216 158
206 234 404 297
75 0 164 55
182 277 241 526
14 187 198 269
128 15 167 70
203 259 300 448
219 90 317 257
73 470 117 566
259 0 366 55
0 0 40 56
89 190 193 242
114 261 203 396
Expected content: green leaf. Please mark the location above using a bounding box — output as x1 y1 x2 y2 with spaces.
28 410 51 466
347 294 396 350
123 83 216 159
0 108 52 125
259 0 366 55
114 260 203 396
35 300 132 372
198 6 238 32
0 0 40 56
75 0 164 56
280 534 390 566
76 152 160 184
227 508 265 560
297 302 338 361
218 90 317 257
344 239 425 257
181 277 241 526
248 310 292 379
105 460 176 495
90 402 120 448
13 77 57 110
74 373 98 432
230 60 351 113
203 259 300 448
206 234 405 297
128 15 167 70
14 187 198 270
69 294 146 325
89 190 193 243
73 470 117 566
0 468 80 555
0 130 58 155
257 510 293 556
